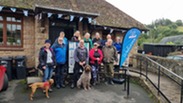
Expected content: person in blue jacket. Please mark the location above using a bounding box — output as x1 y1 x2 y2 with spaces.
113 36 122 53
52 37 67 89
53 31 68 49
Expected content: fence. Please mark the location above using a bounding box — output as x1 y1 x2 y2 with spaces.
130 54 183 103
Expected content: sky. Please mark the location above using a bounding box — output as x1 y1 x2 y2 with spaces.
106 0 183 25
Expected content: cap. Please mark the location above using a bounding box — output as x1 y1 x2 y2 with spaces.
45 39 51 44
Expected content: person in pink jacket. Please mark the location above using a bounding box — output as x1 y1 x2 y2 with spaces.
89 42 103 85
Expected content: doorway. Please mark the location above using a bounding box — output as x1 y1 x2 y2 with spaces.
49 19 77 44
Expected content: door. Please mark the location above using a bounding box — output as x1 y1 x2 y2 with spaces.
49 20 77 44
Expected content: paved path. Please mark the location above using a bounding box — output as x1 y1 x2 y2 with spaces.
0 79 154 103
129 67 181 103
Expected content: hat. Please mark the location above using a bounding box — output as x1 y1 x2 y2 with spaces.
45 39 51 44
93 42 99 46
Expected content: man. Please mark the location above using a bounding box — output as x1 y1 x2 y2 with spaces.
52 37 67 89
92 32 101 44
101 34 112 47
113 37 122 53
53 31 68 48
102 39 118 85
71 39 89 88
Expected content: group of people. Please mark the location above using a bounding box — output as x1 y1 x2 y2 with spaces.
38 30 122 91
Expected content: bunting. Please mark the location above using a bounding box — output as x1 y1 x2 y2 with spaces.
58 14 63 18
88 17 92 23
47 13 52 18
79 17 83 22
39 13 42 20
110 28 113 33
23 10 28 16
10 8 16 12
0 6 4 11
104 27 107 30
70 15 74 21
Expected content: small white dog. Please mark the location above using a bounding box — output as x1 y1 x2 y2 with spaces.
77 65 91 90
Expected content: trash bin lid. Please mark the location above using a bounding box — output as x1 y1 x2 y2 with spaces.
0 57 13 61
14 56 26 60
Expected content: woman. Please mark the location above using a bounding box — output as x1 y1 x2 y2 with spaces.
38 39 56 91
71 30 81 42
84 32 93 49
89 42 103 85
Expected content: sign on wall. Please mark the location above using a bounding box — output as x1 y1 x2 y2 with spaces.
68 41 89 73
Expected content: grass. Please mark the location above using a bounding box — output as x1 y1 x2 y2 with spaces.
177 26 183 32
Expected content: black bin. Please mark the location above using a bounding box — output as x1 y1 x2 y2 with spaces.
0 57 13 81
14 56 26 79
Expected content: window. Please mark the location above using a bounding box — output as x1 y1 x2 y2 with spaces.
0 15 23 47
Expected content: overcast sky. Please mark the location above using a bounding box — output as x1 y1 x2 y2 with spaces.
106 0 183 25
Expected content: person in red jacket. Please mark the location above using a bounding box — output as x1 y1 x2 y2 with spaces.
89 42 103 85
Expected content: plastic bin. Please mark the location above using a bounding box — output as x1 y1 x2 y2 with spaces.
14 56 26 79
0 57 13 81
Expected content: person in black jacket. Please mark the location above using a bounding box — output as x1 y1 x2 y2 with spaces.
38 39 56 91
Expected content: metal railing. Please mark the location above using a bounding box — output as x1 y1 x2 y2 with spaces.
130 55 183 103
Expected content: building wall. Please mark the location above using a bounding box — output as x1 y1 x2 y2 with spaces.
34 16 49 68
0 16 35 68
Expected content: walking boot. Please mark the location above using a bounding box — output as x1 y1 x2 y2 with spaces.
109 78 114 85
70 83 75 89
105 77 109 85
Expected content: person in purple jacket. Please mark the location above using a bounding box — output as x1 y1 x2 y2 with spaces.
70 39 89 89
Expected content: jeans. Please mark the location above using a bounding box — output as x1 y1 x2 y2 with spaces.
91 65 99 81
43 66 53 82
55 64 65 86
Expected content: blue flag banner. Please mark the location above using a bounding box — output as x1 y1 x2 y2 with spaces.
10 8 16 12
0 6 4 11
70 15 74 22
47 13 52 18
79 17 83 22
119 28 141 67
23 10 28 16
58 14 63 18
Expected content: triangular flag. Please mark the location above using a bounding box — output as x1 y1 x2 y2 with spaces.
110 29 113 33
79 17 83 22
10 8 16 12
121 30 126 33
104 27 107 30
93 20 97 25
58 14 63 18
39 13 42 20
47 13 52 18
70 15 74 22
0 6 4 11
23 10 28 16
88 17 92 23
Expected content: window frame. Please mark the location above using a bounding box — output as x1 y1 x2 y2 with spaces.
0 14 23 48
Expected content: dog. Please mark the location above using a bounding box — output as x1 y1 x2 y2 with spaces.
77 65 91 90
29 79 54 100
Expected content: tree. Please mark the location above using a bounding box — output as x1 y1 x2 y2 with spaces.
175 20 183 26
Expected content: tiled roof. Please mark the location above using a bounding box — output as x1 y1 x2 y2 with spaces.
0 0 147 30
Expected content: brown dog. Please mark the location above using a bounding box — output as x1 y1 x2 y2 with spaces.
77 65 91 90
29 79 54 100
